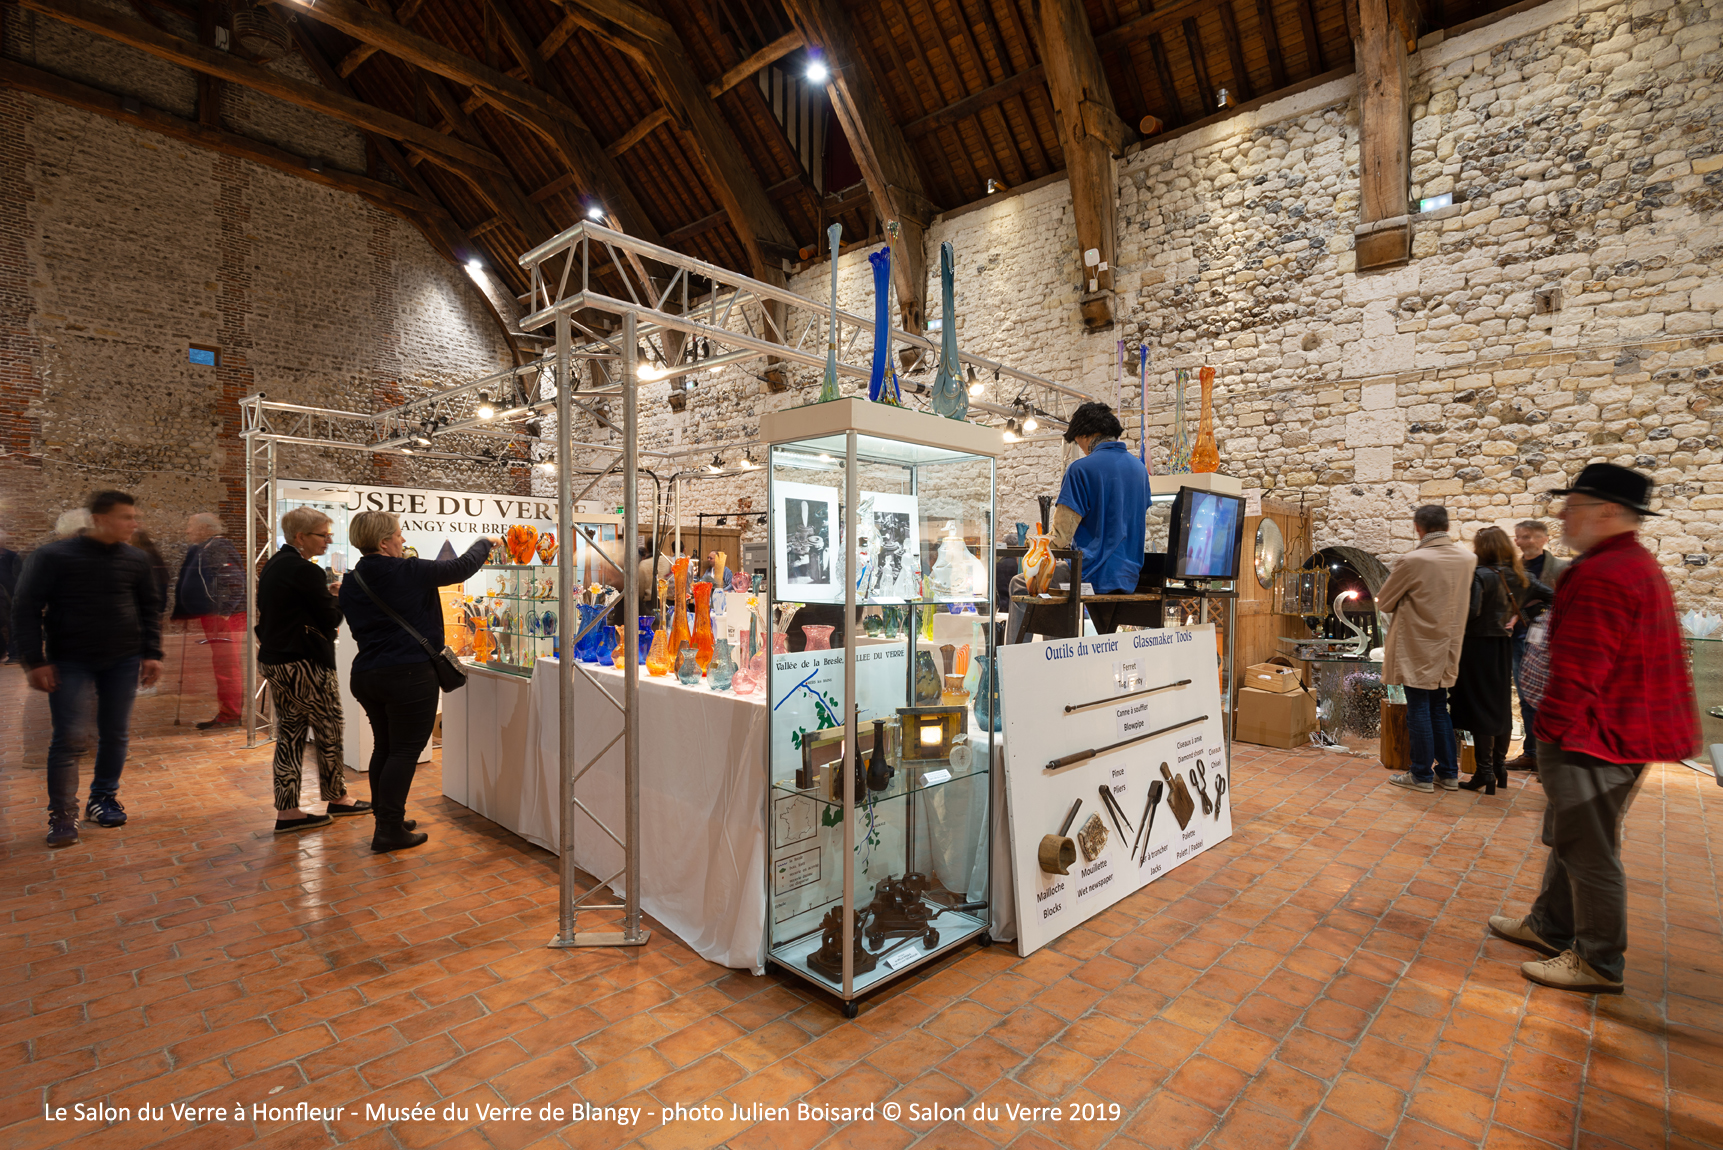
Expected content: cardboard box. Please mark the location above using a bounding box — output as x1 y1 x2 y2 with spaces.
1234 685 1317 749
1243 662 1302 694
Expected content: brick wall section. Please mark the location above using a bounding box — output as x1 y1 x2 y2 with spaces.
0 85 46 544
214 152 253 532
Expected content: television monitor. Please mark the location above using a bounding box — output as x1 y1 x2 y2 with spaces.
1167 487 1246 580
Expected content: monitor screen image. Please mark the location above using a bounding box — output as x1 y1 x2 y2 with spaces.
1169 487 1246 580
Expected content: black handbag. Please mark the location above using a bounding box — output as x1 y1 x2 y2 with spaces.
349 570 468 692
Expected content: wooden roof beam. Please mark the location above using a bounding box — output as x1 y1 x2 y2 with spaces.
338 0 425 76
1254 0 1289 88
19 0 512 175
557 1 799 278
278 0 665 245
1035 0 1123 331
599 29 804 162
784 0 933 334
1352 0 1410 270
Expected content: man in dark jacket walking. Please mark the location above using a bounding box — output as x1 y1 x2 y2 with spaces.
12 490 164 847
172 512 246 729
1489 464 1697 994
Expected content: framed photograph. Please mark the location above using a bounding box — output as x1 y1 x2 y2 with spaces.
857 490 921 602
775 481 840 602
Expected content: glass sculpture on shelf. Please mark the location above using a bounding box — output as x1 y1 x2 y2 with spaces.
929 241 968 420
817 222 843 405
1171 367 1193 473
868 243 903 406
1189 366 1221 473
763 401 997 1012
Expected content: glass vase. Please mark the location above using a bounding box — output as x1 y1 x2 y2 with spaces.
974 654 1002 732
915 649 942 704
708 638 736 691
802 624 834 650
1190 365 1220 473
637 617 655 667
691 581 715 673
645 629 671 676
676 644 701 685
667 556 693 667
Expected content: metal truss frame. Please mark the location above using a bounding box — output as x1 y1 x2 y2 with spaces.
236 219 1088 956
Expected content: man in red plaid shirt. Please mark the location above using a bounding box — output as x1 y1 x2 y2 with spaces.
1489 463 1697 994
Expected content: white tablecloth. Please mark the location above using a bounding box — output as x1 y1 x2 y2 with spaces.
442 658 768 973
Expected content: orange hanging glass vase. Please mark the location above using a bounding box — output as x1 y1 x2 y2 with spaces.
1189 366 1220 473
691 582 716 674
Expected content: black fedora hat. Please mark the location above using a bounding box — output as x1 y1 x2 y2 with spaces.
1552 462 1658 515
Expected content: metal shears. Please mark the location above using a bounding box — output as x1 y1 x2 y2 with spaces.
1189 760 1213 816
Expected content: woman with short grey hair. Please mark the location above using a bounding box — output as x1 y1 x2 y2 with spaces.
255 506 365 832
339 510 496 852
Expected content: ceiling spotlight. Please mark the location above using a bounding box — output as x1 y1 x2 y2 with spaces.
1217 87 1234 109
538 459 555 472
716 516 729 526
986 178 1007 194
967 364 983 398
412 433 432 447
757 514 768 526
707 453 724 473
475 390 495 420
739 450 759 470
1024 413 1039 433
806 57 829 84
586 203 604 221
465 259 483 278
401 447 413 455
1003 417 1020 443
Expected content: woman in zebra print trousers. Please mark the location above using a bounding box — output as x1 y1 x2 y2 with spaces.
256 507 370 833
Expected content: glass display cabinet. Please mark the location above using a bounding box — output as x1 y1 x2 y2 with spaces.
1688 637 1723 775
456 564 563 676
759 399 1001 1015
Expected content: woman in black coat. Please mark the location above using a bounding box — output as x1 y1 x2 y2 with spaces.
256 506 363 832
339 511 496 852
1454 526 1552 793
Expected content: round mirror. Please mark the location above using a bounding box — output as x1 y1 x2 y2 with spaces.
1254 518 1284 588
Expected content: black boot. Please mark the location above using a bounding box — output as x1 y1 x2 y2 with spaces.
1491 734 1509 789
371 819 428 853
1458 734 1496 794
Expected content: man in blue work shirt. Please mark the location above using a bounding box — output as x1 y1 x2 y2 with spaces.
1008 402 1151 638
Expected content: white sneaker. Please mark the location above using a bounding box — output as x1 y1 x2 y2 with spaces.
1488 914 1559 956
1387 771 1434 793
1434 775 1460 791
1521 949 1624 995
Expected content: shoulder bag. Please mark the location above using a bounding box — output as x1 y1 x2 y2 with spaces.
350 569 468 692
1519 612 1552 710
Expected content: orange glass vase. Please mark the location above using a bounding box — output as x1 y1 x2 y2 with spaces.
1189 366 1220 473
691 582 715 673
645 629 671 676
667 557 693 671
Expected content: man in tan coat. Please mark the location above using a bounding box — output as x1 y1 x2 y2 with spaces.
1376 505 1477 792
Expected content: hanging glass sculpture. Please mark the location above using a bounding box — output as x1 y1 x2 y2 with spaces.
817 222 842 404
1171 368 1193 473
868 246 903 405
929 242 967 420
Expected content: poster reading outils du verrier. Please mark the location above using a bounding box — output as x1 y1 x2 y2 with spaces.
997 626 1231 956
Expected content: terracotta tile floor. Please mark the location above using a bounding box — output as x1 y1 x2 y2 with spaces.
4 658 1722 1149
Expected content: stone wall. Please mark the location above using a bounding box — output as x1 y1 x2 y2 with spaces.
594 0 1723 609
0 10 517 568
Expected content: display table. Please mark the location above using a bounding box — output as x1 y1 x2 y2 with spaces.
441 658 768 972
